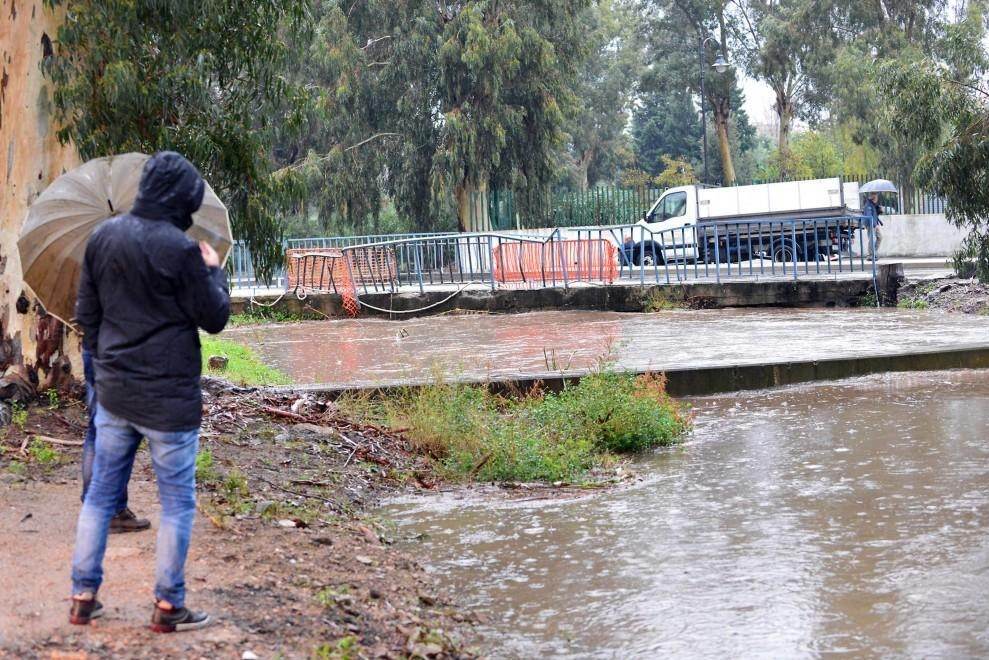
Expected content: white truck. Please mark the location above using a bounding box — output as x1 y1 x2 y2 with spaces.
621 177 864 265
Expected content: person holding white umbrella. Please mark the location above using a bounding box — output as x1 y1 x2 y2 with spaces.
66 152 229 632
860 179 899 256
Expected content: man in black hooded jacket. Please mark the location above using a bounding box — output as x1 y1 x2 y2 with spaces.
69 152 229 632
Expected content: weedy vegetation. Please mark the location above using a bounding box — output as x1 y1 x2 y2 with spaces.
338 371 691 484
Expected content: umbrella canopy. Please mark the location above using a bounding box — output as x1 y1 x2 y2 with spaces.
859 179 899 194
18 152 232 325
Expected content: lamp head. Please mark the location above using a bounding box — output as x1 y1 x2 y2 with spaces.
712 54 730 74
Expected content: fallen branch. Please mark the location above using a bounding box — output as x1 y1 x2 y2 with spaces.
260 405 309 422
28 434 84 447
52 412 86 432
469 451 493 477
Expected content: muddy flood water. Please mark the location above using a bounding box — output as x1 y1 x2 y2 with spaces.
224 309 989 387
383 370 989 658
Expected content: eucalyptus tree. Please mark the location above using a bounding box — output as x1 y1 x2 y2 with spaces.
42 0 314 279
281 0 591 232
729 0 835 172
811 0 954 187
640 0 745 184
566 0 642 190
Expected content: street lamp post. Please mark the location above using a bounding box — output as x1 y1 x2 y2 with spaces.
699 35 730 185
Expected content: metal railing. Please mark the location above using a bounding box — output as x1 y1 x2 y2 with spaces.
568 215 877 285
272 217 878 300
228 231 461 290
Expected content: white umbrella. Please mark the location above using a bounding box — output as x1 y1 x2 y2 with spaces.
859 179 899 194
17 152 232 326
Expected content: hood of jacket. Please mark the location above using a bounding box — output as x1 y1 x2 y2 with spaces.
130 151 206 231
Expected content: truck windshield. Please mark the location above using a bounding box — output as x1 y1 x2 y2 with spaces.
660 192 687 221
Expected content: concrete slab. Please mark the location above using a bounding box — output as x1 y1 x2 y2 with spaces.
218 308 989 395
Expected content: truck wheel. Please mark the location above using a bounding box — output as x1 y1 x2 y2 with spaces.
632 242 665 266
700 242 730 264
772 239 796 264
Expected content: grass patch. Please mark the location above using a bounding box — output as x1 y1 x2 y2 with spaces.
28 438 62 467
201 336 290 386
855 290 879 307
10 402 27 431
314 635 359 660
228 307 319 327
897 297 929 310
339 371 690 484
644 288 687 312
195 448 220 484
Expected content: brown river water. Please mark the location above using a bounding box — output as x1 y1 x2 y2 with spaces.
383 370 989 658
224 309 989 387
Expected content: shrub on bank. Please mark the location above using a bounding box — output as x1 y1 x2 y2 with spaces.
342 372 690 483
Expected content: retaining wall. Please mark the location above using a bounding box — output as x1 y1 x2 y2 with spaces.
234 264 903 319
879 214 965 258
282 344 989 399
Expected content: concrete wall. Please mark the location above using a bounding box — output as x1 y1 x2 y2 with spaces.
235 265 904 319
878 214 966 258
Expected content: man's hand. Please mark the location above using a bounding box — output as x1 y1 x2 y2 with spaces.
199 241 220 268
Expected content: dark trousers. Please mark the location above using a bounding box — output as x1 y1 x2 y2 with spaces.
81 348 130 511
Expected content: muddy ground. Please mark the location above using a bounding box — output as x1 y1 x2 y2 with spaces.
0 381 480 659
898 277 989 314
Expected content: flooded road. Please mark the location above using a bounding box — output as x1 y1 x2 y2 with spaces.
383 371 989 658
224 309 989 387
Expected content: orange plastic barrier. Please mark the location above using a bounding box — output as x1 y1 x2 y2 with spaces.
492 239 618 286
286 247 397 317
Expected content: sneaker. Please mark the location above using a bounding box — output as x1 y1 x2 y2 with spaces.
69 597 104 625
109 508 151 534
150 604 211 633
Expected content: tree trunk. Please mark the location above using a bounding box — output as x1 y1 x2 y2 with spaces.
455 179 491 232
777 109 792 158
577 147 595 192
0 2 80 392
713 112 736 186
775 89 794 174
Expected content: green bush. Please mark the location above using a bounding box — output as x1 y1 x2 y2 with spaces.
343 371 690 483
952 233 989 283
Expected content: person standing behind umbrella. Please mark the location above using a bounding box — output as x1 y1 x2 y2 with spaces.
69 151 229 632
80 346 151 534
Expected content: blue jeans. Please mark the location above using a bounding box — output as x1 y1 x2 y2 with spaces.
72 404 199 607
80 349 129 511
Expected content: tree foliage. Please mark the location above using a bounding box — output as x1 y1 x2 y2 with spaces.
731 0 836 172
639 0 752 184
43 0 313 279
564 0 642 190
279 0 591 233
878 2 989 281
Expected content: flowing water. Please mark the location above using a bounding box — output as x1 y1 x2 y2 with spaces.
224 309 989 388
383 370 989 658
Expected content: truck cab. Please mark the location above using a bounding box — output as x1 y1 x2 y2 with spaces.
630 186 701 264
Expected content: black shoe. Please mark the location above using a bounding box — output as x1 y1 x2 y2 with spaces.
109 508 151 534
150 604 211 633
69 598 104 625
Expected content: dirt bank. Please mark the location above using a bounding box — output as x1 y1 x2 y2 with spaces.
0 382 478 659
898 277 989 315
